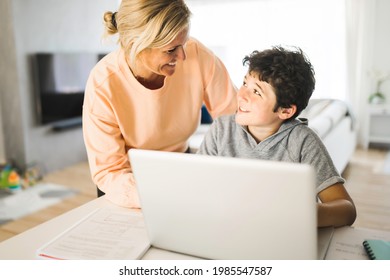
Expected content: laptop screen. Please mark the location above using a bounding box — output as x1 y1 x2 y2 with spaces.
129 149 317 260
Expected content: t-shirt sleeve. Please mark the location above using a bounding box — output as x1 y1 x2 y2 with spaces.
295 127 345 194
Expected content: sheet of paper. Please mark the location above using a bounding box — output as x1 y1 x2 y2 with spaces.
325 226 390 260
37 206 150 260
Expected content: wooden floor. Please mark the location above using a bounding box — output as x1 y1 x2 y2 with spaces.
0 147 389 242
342 147 390 231
0 162 96 242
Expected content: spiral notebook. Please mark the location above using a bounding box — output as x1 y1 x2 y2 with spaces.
362 239 390 260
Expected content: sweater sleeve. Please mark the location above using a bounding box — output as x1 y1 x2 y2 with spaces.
82 77 140 209
193 39 237 118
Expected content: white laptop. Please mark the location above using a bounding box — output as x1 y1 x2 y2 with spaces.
129 149 318 260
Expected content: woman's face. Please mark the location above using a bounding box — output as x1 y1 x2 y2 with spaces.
137 28 189 79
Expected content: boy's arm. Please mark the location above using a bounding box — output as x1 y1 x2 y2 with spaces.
317 183 357 228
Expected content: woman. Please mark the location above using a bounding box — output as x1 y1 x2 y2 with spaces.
82 0 237 208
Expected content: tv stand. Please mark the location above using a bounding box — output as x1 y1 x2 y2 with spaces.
51 117 82 131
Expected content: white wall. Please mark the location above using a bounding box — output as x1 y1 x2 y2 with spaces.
372 0 390 101
354 0 390 148
0 106 5 164
187 0 347 100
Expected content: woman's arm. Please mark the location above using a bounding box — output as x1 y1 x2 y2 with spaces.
83 107 141 208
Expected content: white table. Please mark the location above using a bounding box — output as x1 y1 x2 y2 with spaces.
0 197 199 260
0 196 388 260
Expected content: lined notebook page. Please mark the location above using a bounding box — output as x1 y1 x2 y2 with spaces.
37 207 150 260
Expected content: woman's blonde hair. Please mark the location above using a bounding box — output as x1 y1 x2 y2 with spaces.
103 0 191 68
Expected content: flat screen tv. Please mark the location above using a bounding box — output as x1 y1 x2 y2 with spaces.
32 52 105 130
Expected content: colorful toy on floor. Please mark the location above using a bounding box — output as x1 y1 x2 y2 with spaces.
0 164 22 192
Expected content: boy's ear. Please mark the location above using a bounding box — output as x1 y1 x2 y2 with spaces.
278 105 297 120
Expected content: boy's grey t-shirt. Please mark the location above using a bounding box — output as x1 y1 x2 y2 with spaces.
197 114 344 194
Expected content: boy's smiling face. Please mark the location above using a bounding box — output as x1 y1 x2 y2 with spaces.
235 72 296 142
235 72 280 130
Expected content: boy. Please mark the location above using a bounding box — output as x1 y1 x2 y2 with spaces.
197 46 356 228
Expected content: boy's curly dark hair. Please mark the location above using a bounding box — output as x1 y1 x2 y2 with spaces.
243 46 315 119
